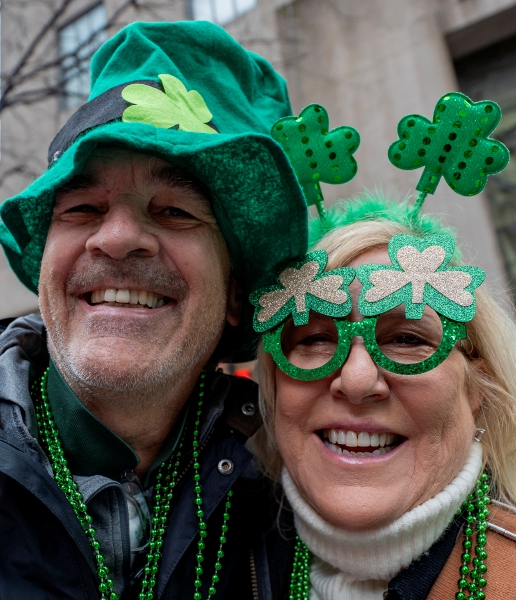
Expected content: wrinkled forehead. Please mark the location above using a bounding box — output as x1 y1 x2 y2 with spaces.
57 146 213 212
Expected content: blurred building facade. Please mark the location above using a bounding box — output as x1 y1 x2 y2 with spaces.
1 0 516 317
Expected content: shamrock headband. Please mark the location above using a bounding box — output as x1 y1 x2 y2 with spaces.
270 92 510 219
250 234 485 380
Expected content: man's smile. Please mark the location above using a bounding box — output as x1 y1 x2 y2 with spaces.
88 288 170 309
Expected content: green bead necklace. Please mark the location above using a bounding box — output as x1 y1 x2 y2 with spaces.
31 368 232 600
456 473 490 600
288 474 490 600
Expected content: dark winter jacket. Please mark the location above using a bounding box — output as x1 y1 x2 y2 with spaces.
0 315 294 600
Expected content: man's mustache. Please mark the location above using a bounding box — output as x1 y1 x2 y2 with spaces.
65 256 189 299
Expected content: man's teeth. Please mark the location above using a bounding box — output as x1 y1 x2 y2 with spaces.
90 289 166 309
322 428 398 457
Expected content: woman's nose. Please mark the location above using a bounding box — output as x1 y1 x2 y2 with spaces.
330 339 389 404
85 205 160 259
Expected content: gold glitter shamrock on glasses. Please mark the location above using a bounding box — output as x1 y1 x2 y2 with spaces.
251 235 485 380
356 234 485 321
249 250 355 333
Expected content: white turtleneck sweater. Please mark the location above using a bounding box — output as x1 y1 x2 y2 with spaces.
282 442 483 600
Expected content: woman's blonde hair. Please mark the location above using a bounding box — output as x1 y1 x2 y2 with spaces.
251 216 516 506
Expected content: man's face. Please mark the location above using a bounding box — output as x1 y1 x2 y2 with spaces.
39 148 239 398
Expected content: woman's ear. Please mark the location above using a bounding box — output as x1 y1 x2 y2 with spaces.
226 274 243 327
468 357 487 418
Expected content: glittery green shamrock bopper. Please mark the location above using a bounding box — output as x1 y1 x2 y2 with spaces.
271 104 360 218
122 74 218 134
388 92 509 215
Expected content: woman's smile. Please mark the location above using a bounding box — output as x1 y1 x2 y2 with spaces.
320 428 404 457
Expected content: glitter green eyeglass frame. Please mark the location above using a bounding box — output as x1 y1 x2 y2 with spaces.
262 314 467 381
251 235 484 381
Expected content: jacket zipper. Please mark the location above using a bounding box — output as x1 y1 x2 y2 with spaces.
249 547 259 600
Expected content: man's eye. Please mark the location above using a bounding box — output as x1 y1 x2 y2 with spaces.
65 204 101 214
161 207 195 218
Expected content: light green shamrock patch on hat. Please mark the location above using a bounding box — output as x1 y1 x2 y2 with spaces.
356 234 485 321
249 250 355 333
122 74 218 134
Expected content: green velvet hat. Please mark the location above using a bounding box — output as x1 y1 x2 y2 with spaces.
0 20 308 361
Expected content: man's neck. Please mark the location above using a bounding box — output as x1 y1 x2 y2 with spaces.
51 359 201 479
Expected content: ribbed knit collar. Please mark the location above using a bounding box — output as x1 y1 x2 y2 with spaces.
282 442 483 600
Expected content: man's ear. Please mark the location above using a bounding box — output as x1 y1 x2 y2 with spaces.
226 274 243 327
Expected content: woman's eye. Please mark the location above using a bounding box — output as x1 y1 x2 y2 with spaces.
297 333 336 346
379 330 436 347
295 332 337 347
391 334 425 346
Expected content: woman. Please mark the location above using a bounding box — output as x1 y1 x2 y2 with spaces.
250 196 516 600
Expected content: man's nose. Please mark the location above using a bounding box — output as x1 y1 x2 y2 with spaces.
85 205 160 259
329 339 389 405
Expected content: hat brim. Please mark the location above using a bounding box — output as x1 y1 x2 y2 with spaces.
0 121 307 361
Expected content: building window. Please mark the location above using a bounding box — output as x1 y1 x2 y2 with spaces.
191 0 256 26
58 3 107 111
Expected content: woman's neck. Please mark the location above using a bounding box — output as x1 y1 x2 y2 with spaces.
282 442 483 599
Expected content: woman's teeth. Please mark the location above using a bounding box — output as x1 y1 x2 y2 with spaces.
322 428 398 457
90 289 166 309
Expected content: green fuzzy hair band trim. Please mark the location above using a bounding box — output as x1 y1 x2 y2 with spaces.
309 191 461 261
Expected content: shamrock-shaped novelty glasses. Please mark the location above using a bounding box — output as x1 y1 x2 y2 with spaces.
250 235 484 381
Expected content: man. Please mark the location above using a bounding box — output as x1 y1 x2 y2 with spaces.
0 21 307 599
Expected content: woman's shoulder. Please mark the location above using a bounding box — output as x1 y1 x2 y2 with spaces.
428 501 516 599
